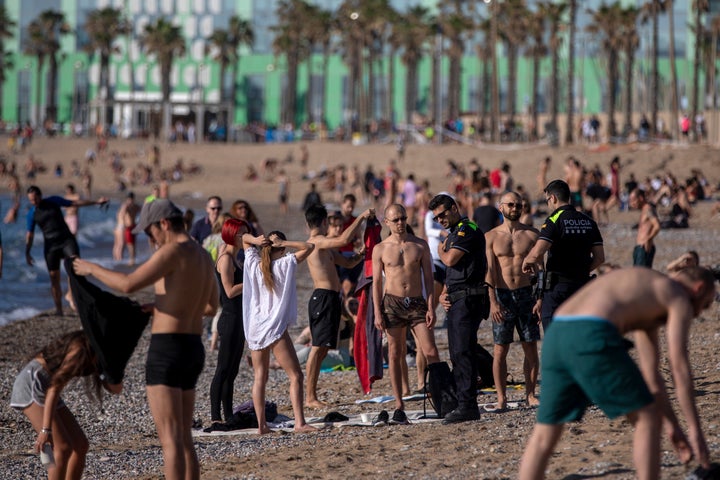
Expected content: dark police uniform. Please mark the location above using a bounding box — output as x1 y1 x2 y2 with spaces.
538 204 603 330
443 217 489 411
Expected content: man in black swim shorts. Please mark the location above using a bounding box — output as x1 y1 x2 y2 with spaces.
73 199 218 479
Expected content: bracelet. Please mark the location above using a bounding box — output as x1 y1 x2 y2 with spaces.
41 428 52 434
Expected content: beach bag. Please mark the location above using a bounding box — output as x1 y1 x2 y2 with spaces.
472 343 496 389
424 361 457 418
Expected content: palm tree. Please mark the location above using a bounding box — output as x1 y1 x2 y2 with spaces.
667 0 679 139
302 4 331 124
140 17 186 139
207 15 253 130
538 1 567 142
313 8 334 125
709 15 720 110
691 0 710 140
389 5 431 126
439 2 473 122
525 10 548 141
23 23 45 127
586 2 624 140
336 0 367 133
618 6 641 137
641 0 668 137
497 0 530 131
84 7 130 126
565 0 577 144
0 6 15 118
273 0 309 126
476 17 494 137
25 10 70 124
228 16 254 109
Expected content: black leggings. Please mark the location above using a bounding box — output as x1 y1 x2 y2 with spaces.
210 312 245 422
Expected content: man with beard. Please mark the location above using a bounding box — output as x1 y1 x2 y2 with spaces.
485 192 541 410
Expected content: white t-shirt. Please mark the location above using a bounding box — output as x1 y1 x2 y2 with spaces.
242 247 298 350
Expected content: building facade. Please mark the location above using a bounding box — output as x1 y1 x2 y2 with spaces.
1 0 715 137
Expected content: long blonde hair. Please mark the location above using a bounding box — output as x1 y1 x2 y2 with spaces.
260 230 286 292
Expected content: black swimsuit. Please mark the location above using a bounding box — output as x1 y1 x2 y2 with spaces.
145 334 204 390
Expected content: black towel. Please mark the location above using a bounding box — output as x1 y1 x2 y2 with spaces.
64 258 150 384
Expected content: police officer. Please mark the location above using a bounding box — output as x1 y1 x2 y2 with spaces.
522 180 604 331
430 193 489 424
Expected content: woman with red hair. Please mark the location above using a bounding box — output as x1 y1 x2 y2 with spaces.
206 218 250 431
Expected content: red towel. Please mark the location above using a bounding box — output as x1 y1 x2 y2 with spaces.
353 217 383 394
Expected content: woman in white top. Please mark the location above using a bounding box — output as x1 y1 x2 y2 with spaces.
242 231 316 434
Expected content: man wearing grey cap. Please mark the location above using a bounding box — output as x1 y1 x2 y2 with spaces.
73 198 218 480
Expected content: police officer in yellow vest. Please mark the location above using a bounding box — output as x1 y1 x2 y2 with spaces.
430 193 489 424
522 180 605 332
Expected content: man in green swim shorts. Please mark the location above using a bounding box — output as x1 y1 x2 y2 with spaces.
519 266 716 480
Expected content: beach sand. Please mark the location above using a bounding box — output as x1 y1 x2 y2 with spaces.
1 137 720 479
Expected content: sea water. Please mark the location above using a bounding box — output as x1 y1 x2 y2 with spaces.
0 195 153 326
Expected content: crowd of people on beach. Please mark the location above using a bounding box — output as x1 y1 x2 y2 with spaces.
5 137 720 479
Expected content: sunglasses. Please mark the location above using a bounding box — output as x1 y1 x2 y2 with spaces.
433 209 451 222
387 216 407 223
209 206 222 211
502 202 521 209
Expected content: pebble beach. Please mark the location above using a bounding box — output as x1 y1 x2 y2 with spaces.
1 137 720 479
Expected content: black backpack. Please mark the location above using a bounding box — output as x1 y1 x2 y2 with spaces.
424 361 458 418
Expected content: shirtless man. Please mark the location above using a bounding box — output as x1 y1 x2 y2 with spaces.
485 192 540 410
304 204 373 408
73 199 218 480
518 266 715 480
372 204 439 424
63 184 80 235
630 188 660 268
536 156 551 200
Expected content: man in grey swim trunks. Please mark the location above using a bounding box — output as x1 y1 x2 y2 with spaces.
519 266 715 479
74 199 218 480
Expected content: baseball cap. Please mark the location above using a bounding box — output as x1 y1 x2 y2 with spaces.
133 199 183 234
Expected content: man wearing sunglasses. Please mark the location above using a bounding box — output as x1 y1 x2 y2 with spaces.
485 192 541 411
189 195 223 244
521 180 604 332
429 193 489 424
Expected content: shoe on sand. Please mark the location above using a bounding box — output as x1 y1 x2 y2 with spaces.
389 409 410 425
441 407 480 425
372 410 389 426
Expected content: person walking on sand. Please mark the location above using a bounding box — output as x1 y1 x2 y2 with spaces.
304 204 374 408
241 230 317 435
10 330 122 480
25 186 108 315
372 204 440 425
73 199 218 480
629 188 660 268
518 266 715 480
206 218 251 431
485 192 541 410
